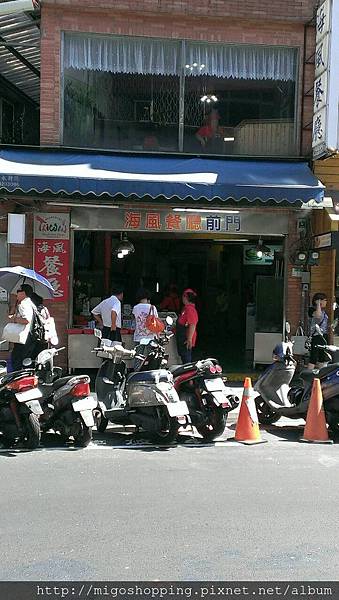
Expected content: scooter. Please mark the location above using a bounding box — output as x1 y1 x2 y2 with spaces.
132 325 240 441
94 334 191 444
254 324 339 432
0 367 43 449
24 348 97 447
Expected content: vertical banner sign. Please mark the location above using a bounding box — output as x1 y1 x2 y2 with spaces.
33 213 70 302
312 0 339 158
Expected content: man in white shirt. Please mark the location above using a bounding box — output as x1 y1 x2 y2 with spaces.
8 283 36 370
91 285 123 342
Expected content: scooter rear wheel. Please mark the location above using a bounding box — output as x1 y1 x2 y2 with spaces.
74 422 93 447
255 395 280 425
196 404 227 442
22 413 41 449
94 409 108 433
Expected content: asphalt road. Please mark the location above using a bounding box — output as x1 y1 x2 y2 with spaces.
1 406 339 582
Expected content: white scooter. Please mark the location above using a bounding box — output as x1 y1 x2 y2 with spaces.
253 323 335 425
94 330 191 444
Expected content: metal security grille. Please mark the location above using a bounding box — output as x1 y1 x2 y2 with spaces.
109 73 180 124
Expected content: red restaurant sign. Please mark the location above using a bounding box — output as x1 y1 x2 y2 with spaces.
33 213 70 302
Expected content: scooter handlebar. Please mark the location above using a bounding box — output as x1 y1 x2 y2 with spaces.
94 344 136 359
315 344 339 352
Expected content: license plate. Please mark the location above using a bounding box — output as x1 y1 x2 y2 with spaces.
25 399 43 415
15 388 43 402
167 400 189 417
204 378 226 392
72 396 97 411
210 391 230 407
80 409 95 427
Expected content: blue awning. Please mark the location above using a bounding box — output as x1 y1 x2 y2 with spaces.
0 148 324 204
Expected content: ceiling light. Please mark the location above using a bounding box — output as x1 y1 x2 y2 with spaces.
173 208 239 214
255 238 271 258
200 94 218 103
223 137 235 142
113 232 135 258
213 239 249 242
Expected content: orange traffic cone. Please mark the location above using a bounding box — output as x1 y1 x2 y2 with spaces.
300 378 333 444
233 377 266 444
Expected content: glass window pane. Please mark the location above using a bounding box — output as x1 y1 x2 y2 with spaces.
63 70 180 151
63 34 298 157
183 76 296 156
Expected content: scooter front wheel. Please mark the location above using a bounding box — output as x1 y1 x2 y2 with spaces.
255 395 280 425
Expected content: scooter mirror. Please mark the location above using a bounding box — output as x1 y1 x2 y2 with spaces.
94 328 102 339
166 316 174 327
22 358 32 367
285 321 291 335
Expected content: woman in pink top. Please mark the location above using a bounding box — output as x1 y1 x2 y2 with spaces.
176 289 199 364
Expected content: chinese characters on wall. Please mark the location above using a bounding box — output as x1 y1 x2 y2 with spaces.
123 211 241 232
33 214 70 302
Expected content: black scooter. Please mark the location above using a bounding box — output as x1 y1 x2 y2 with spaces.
24 348 97 447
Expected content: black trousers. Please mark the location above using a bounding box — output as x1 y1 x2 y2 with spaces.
11 334 37 371
309 333 329 364
102 327 122 342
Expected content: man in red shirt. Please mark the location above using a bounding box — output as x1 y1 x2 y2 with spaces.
176 288 199 364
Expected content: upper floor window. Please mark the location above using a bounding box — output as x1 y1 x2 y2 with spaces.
62 34 298 157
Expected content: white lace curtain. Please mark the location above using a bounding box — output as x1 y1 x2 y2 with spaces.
64 34 297 81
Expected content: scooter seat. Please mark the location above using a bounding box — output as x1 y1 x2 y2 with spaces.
52 376 75 389
170 363 197 376
40 376 78 396
300 363 339 383
0 369 34 386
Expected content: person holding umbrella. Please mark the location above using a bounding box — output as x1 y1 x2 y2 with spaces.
8 284 37 371
0 266 55 370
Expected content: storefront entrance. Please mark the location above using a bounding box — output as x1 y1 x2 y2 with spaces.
72 230 284 369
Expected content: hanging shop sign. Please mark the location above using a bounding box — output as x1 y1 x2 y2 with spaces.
314 232 332 248
312 0 339 159
314 231 339 249
71 208 289 235
33 213 70 302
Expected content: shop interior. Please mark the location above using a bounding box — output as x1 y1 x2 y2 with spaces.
73 231 285 369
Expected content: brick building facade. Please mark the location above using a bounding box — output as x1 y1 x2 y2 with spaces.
0 0 324 370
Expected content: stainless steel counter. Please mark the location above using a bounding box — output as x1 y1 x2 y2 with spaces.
68 332 181 371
